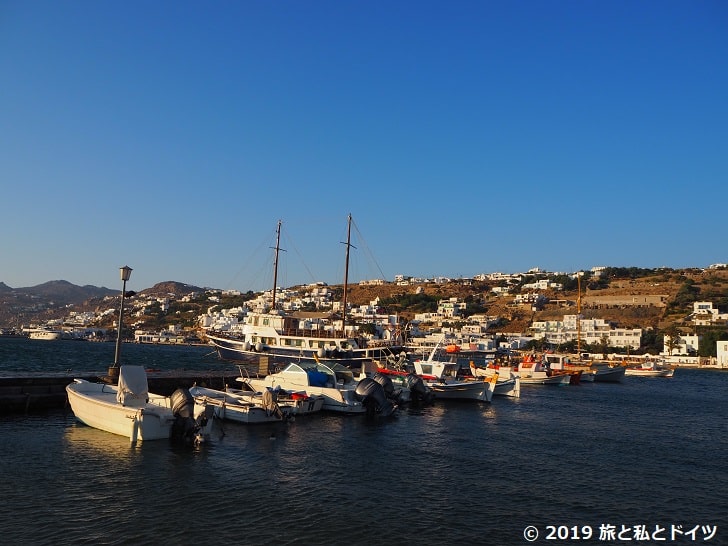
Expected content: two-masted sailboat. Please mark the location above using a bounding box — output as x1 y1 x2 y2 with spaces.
206 215 404 368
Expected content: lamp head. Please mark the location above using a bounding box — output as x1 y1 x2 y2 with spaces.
120 265 133 282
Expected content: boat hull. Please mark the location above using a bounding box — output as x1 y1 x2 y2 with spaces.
624 368 673 377
246 377 365 414
67 379 214 443
66 380 176 441
189 385 290 424
207 334 402 368
518 374 571 386
593 366 626 383
427 379 495 402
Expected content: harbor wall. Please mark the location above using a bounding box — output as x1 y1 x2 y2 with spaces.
0 372 232 415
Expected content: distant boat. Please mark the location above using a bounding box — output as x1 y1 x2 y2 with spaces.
515 355 572 386
28 329 62 341
624 361 674 378
592 363 626 383
206 216 404 367
469 363 521 397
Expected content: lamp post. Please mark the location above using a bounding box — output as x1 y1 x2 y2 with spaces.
109 266 132 379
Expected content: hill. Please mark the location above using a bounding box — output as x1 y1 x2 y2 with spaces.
344 268 728 334
2 268 727 337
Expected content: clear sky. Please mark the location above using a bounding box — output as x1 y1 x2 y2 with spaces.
1 1 726 293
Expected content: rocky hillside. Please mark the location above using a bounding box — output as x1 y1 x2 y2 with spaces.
344 268 728 333
2 268 726 335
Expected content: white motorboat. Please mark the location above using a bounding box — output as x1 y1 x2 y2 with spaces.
625 363 674 377
189 384 296 424
245 361 367 414
66 365 214 445
28 329 62 340
232 377 326 416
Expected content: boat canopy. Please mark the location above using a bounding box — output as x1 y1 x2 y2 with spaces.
117 365 149 407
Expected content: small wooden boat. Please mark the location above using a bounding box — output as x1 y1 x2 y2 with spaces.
411 341 497 402
592 364 626 383
469 363 521 397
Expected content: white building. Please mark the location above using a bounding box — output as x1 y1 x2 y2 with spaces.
716 340 728 367
531 314 642 350
690 301 728 326
663 334 699 356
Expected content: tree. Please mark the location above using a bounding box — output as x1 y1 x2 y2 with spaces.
664 324 682 356
697 328 728 358
598 334 610 359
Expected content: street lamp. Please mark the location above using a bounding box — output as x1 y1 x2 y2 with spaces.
111 266 133 377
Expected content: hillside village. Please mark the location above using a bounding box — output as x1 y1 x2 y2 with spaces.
3 265 728 366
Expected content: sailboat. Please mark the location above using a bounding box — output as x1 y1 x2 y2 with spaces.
206 215 404 367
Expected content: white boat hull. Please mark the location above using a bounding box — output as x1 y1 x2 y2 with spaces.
470 366 521 397
67 377 214 443
67 380 177 441
247 377 364 413
518 374 571 386
29 330 62 340
625 368 673 377
189 385 306 424
427 378 496 402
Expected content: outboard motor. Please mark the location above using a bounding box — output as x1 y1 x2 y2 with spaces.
261 388 285 420
404 373 435 405
170 388 194 418
373 372 408 405
373 372 395 397
355 377 395 418
170 388 208 445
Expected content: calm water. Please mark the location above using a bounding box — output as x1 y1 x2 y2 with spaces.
1 338 727 545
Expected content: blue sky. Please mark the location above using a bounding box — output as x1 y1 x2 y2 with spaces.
1 1 726 293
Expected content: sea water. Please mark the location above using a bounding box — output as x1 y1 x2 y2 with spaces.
0 338 726 545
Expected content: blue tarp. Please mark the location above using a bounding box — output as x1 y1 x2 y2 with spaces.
307 370 330 387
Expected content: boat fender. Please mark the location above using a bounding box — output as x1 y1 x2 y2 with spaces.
255 342 265 352
317 348 326 358
243 341 251 352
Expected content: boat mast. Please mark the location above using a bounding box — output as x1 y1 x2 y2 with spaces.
271 220 282 312
576 271 582 356
341 214 354 332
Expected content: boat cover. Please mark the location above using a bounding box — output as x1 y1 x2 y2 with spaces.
117 365 150 406
307 370 330 387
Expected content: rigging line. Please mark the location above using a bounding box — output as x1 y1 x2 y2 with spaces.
350 217 387 281
280 228 318 285
223 226 277 291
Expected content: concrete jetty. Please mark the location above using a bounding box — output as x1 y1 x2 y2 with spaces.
0 371 235 415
